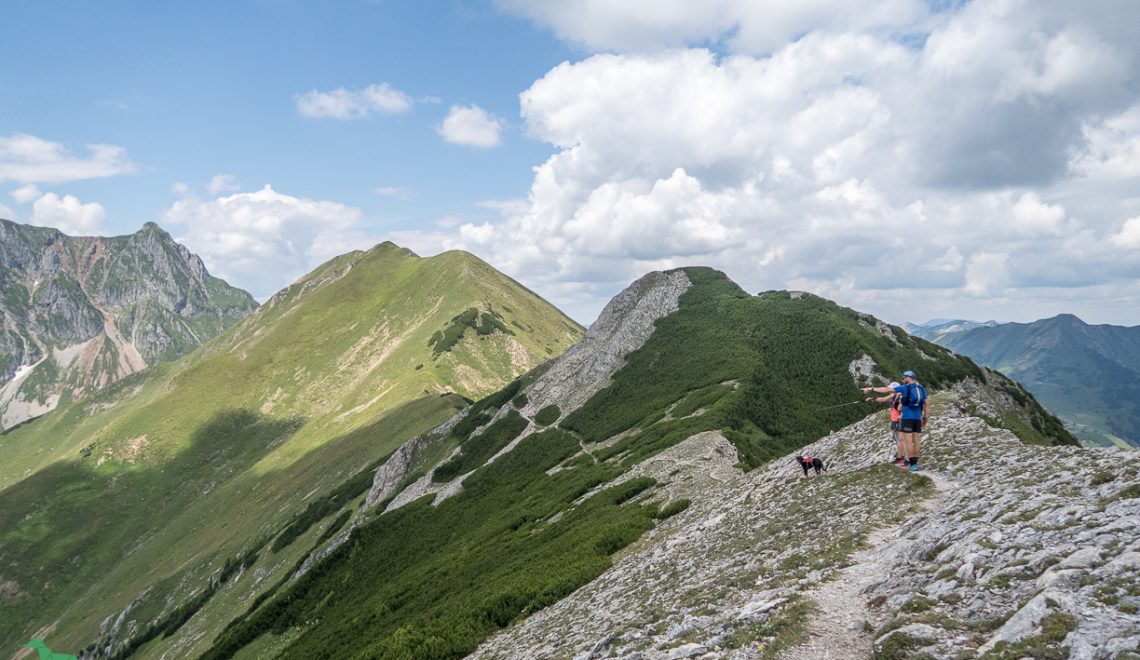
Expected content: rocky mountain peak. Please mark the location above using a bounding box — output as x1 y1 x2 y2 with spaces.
0 219 257 428
524 269 691 414
1046 312 1084 324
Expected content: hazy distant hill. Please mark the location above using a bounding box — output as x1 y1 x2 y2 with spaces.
914 314 1140 448
902 318 1001 345
0 242 583 656
0 219 257 428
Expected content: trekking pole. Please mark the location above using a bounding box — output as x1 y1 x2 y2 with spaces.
819 400 867 411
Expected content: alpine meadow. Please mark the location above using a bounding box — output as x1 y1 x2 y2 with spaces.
0 239 582 657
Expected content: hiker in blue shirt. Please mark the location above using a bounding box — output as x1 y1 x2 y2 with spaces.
863 370 927 471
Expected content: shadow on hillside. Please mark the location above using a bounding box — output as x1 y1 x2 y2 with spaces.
0 409 305 654
0 393 468 657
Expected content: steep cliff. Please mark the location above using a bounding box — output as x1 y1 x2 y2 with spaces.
0 219 257 428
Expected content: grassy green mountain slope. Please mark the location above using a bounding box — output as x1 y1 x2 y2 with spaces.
0 243 582 657
204 268 1075 659
921 314 1140 448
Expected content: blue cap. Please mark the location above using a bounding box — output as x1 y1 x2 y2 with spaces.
902 370 917 378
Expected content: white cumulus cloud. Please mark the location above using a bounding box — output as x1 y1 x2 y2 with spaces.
207 174 241 196
438 105 503 148
1072 104 1140 181
497 0 928 54
294 83 413 119
163 185 377 299
11 184 40 204
407 0 1140 325
1112 216 1140 249
0 133 136 184
31 192 107 235
965 252 1010 297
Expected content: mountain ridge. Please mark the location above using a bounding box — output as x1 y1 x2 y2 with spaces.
0 218 257 429
911 314 1140 448
200 267 1081 659
475 386 1139 659
0 240 584 657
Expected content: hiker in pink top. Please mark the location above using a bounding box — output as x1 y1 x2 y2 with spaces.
864 381 907 467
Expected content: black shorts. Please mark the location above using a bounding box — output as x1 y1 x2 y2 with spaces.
890 420 900 430
899 419 923 433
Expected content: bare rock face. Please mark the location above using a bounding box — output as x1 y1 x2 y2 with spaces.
521 269 691 416
0 219 256 428
364 415 462 509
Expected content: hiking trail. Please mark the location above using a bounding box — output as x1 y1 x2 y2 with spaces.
777 469 956 659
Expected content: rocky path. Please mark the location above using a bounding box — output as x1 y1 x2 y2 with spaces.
476 390 1140 659
779 470 956 659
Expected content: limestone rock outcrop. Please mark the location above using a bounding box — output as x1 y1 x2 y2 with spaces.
0 218 256 428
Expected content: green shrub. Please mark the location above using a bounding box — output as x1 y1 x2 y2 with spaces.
593 524 645 555
1090 470 1114 486
605 477 656 505
433 411 529 482
271 454 385 553
461 378 524 423
450 410 494 442
476 313 512 337
655 499 690 519
534 404 561 426
902 594 936 613
980 611 1076 659
314 510 352 546
875 631 934 660
428 307 514 355
203 428 654 660
1122 484 1140 500
108 544 262 659
671 383 730 418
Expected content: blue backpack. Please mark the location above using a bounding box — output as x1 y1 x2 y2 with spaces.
902 382 927 409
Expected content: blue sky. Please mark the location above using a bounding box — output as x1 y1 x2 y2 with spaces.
1 0 567 232
3 1 1140 327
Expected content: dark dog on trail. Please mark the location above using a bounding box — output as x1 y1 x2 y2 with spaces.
795 455 827 477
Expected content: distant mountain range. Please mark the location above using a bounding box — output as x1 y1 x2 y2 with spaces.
0 219 257 428
901 318 1001 345
909 314 1140 448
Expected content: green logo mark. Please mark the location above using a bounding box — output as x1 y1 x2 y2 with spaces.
24 638 77 660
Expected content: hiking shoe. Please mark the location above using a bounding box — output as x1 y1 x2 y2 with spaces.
895 459 909 468
908 464 921 472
